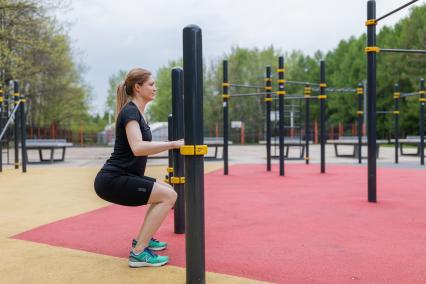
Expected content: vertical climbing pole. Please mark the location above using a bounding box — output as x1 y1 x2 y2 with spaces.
13 81 19 170
171 67 185 234
357 83 364 164
265 66 272 171
319 61 326 173
182 25 206 284
366 0 378 202
222 60 229 175
393 84 400 164
277 57 285 175
304 84 311 165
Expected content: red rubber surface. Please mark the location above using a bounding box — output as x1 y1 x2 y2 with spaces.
12 164 426 283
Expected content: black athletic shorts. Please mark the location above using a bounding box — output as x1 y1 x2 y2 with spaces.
94 169 156 206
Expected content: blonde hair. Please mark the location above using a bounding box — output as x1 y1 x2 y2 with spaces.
116 68 152 116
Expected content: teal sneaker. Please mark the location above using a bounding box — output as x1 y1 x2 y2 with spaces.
128 248 169 268
132 238 167 251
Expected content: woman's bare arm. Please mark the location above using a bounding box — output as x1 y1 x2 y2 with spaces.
125 120 183 156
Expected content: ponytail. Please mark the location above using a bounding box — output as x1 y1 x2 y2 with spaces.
115 82 129 118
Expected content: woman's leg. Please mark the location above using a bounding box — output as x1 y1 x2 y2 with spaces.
133 182 177 253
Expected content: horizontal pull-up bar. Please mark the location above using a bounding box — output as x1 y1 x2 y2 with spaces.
376 0 418 22
381 48 426 54
286 80 320 87
229 83 264 89
229 92 275 97
228 92 320 99
376 110 395 114
401 92 419 97
312 87 357 93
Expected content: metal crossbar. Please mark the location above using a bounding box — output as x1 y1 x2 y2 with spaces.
376 0 419 22
229 83 263 89
312 87 357 93
381 48 426 54
286 80 320 87
401 92 419 97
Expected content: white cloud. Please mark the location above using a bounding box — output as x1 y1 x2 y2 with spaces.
55 0 424 114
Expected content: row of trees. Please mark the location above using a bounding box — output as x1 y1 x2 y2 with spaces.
106 4 426 141
0 0 105 138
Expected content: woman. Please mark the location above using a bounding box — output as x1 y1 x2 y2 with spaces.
94 68 183 268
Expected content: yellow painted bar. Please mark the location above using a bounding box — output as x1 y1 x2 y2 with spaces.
170 177 186 184
365 46 380 53
365 19 377 26
180 145 208 156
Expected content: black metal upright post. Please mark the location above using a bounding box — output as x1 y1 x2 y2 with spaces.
393 84 400 164
304 84 311 165
357 84 364 164
182 25 205 284
172 67 185 234
167 114 174 184
319 61 326 173
419 79 425 165
0 84 3 172
13 81 19 170
265 66 272 171
20 87 26 173
277 56 285 175
222 60 229 175
366 0 377 202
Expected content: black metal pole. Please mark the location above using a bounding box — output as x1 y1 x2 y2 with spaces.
319 60 326 173
357 84 364 164
168 114 173 185
278 56 285 175
20 87 26 173
222 60 229 175
172 67 185 234
0 84 3 172
367 0 377 202
394 84 400 164
419 79 425 166
265 66 272 171
182 24 205 284
13 81 19 170
304 84 311 165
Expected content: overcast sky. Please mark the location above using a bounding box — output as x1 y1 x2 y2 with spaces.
55 0 424 114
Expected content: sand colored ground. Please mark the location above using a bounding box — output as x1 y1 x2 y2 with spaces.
0 165 267 284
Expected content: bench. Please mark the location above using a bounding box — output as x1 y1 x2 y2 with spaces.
25 139 73 163
259 137 307 160
327 136 388 158
396 136 426 156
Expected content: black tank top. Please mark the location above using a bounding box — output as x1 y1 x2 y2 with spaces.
102 101 152 176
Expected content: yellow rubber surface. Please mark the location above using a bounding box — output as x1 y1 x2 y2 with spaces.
0 164 267 284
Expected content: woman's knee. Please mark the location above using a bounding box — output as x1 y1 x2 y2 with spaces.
150 183 177 205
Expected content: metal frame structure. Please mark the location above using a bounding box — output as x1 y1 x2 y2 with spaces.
366 0 424 202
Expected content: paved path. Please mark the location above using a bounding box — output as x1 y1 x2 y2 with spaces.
3 144 423 169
